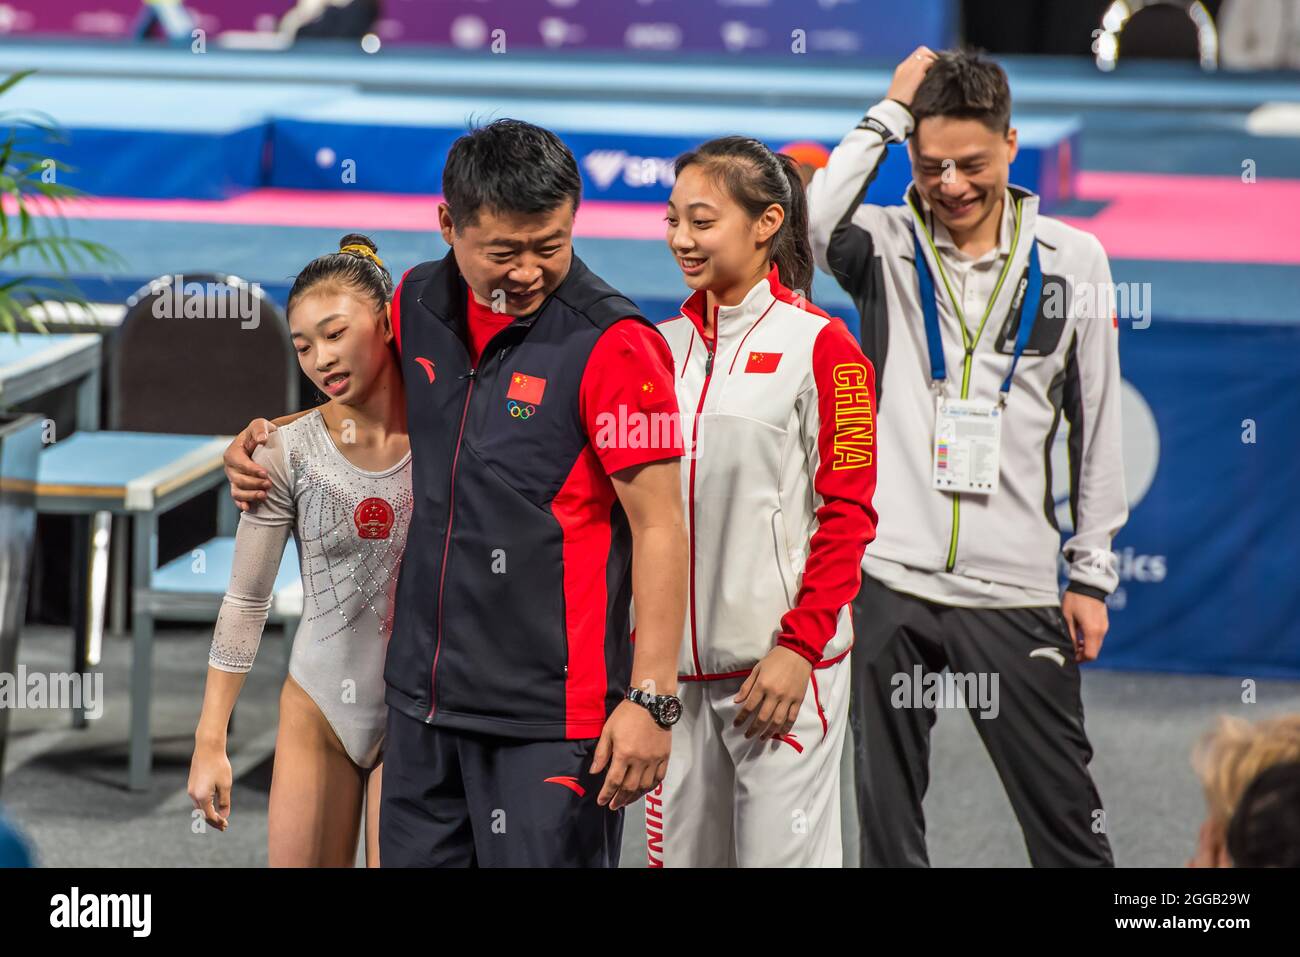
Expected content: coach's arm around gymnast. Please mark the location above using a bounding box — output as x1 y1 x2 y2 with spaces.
223 410 314 512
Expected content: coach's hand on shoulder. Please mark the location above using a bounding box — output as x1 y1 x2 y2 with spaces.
734 645 813 742
592 700 671 812
1061 590 1108 663
886 45 938 108
224 418 276 512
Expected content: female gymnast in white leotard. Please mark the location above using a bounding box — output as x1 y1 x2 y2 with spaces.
188 234 411 867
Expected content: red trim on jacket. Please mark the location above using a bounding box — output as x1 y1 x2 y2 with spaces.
679 647 850 682
727 299 777 374
391 266 415 355
811 671 829 740
549 322 683 736
680 287 708 337
551 446 616 738
775 319 879 664
767 262 830 319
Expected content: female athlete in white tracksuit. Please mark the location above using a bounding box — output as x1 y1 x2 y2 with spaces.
648 138 879 866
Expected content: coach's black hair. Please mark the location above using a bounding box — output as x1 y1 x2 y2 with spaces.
286 233 394 318
442 118 583 230
674 136 814 298
911 49 1012 134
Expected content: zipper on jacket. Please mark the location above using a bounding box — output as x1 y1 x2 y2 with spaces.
686 333 714 675
422 315 522 721
427 366 476 721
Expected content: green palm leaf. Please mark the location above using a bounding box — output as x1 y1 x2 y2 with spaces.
0 69 121 334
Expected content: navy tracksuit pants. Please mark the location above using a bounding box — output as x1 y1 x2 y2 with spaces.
378 709 624 868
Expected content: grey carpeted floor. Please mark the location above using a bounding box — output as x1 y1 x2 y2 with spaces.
3 622 1296 868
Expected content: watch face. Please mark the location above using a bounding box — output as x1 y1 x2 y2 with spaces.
657 696 683 726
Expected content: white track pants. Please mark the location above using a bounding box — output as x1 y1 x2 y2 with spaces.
646 654 850 867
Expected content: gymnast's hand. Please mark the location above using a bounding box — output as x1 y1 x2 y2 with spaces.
188 739 233 832
224 418 278 512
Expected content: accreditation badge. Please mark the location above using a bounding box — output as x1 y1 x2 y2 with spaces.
932 396 1002 494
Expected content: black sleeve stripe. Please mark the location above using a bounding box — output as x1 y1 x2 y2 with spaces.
857 256 890 406
827 221 876 304
855 115 896 141
1066 581 1109 601
1061 333 1085 532
1042 362 1069 533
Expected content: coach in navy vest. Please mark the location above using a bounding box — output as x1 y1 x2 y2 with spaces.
381 120 687 867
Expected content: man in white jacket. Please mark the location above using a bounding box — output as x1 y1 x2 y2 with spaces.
807 48 1126 866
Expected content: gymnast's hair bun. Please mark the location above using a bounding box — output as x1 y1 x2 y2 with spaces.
337 233 385 270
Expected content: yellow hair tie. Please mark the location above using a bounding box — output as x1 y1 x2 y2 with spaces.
339 243 385 268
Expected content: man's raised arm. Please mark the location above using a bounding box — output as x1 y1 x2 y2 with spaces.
806 47 935 293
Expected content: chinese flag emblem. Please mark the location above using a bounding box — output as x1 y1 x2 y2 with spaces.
506 372 546 405
744 351 782 373
641 380 655 395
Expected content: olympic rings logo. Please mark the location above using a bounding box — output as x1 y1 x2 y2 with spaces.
507 400 537 420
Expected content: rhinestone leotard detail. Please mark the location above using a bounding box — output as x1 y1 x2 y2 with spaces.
208 408 413 768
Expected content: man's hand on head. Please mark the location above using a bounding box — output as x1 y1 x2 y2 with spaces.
887 46 938 108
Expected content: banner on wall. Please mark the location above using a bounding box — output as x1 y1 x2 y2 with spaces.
1056 319 1300 680
0 0 955 57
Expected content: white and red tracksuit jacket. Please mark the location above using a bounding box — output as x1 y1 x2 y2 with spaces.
657 264 879 679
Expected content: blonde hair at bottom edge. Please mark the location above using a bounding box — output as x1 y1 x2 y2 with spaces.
1191 712 1300 823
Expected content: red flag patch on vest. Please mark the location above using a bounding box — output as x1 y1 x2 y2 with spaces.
506 372 547 405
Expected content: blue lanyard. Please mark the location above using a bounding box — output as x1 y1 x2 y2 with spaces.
912 223 1043 400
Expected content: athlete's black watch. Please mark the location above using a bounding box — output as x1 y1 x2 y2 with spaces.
626 687 682 729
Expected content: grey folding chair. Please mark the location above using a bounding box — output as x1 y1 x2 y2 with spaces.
96 273 303 788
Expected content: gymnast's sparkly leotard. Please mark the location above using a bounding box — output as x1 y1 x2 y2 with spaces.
208 408 413 769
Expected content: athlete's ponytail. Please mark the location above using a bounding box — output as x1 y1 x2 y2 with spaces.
771 152 814 299
674 137 815 299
